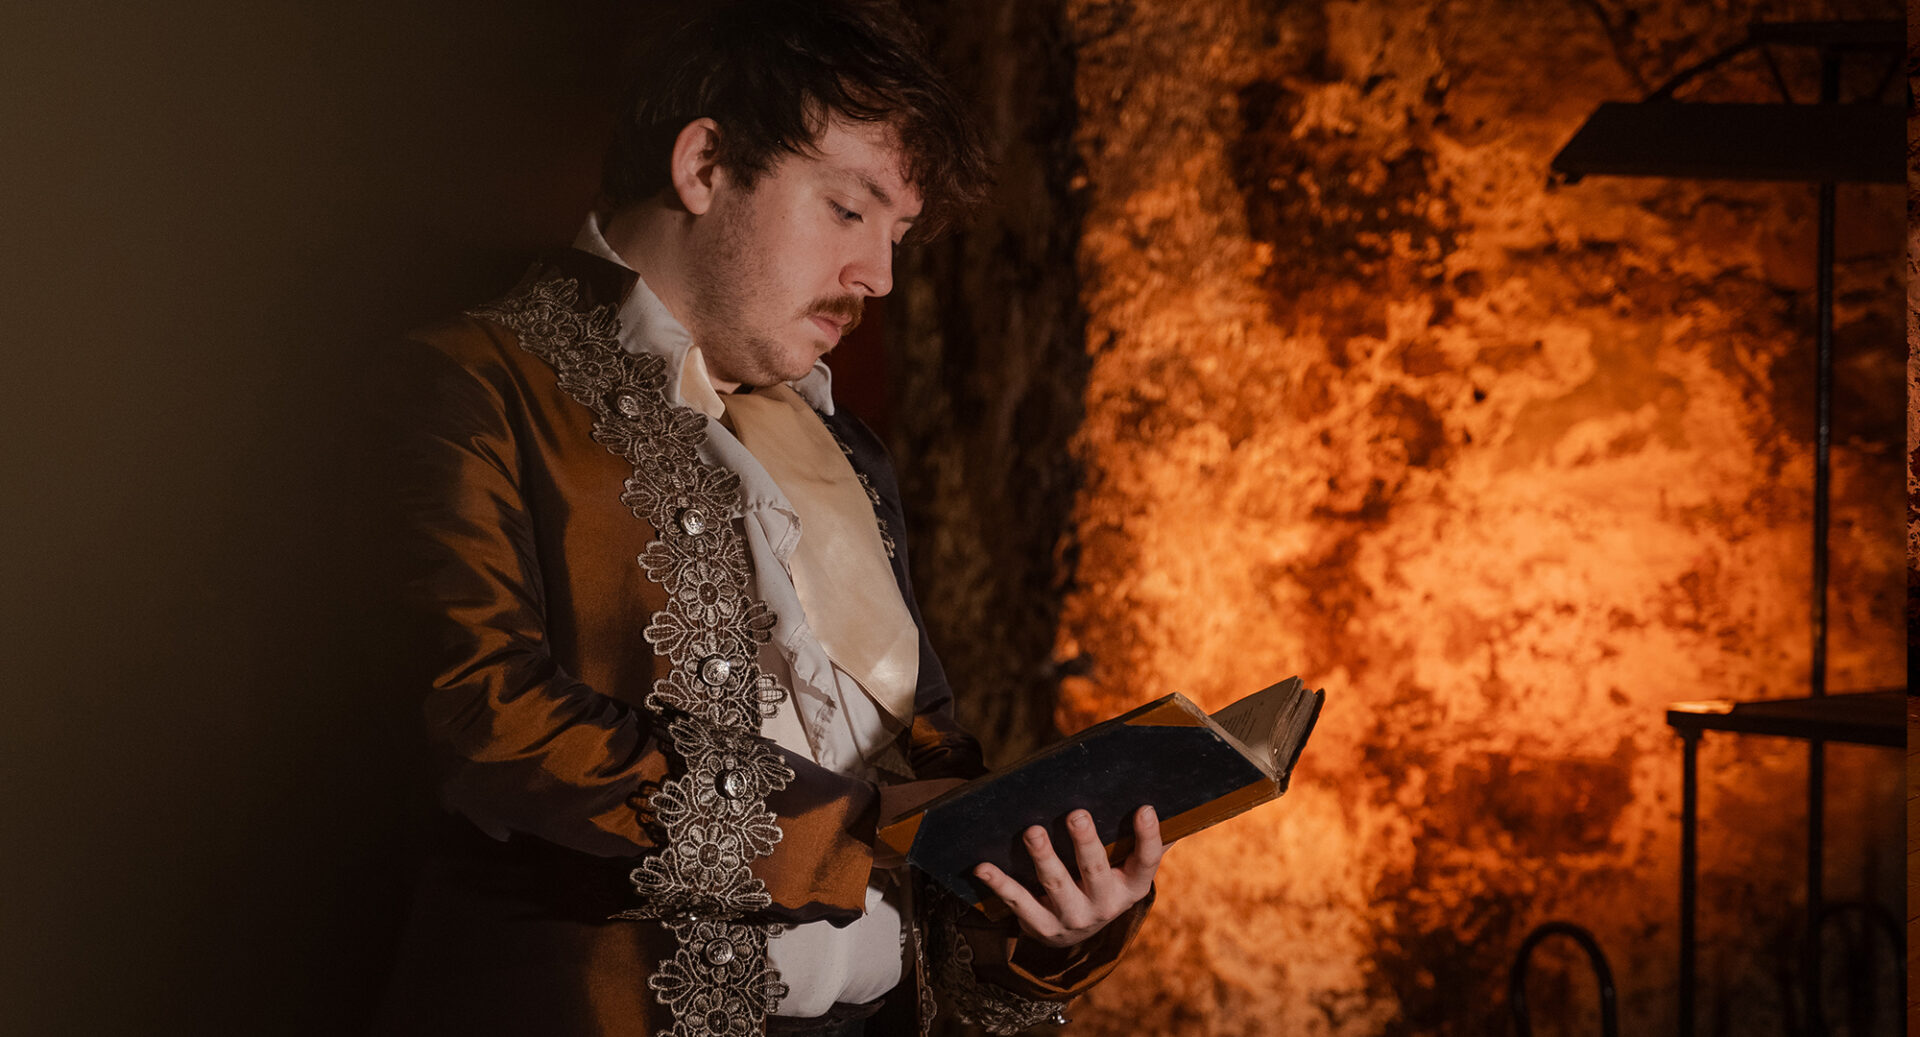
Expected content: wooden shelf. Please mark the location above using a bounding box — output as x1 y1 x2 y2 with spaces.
1666 689 1905 747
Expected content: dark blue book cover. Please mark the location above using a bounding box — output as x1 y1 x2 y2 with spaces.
880 677 1324 909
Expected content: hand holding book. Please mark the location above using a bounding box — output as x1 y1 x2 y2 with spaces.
971 804 1164 948
879 677 1325 912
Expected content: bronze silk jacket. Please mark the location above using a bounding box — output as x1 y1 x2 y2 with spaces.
374 249 1149 1037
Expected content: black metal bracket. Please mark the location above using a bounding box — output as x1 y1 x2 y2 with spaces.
1509 921 1620 1037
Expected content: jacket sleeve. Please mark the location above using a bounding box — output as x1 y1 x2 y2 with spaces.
385 330 674 858
923 883 1156 1034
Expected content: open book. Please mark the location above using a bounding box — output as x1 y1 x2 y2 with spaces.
878 677 1325 909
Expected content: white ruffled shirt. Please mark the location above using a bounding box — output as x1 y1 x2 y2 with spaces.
573 216 906 1016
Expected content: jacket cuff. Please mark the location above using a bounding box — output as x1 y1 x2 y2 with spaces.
924 881 1156 1034
749 746 879 925
973 883 1157 998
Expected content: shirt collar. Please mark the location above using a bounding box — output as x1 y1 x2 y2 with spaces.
572 213 837 419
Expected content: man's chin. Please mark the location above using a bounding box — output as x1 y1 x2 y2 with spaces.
741 357 820 389
717 342 822 389
781 344 830 382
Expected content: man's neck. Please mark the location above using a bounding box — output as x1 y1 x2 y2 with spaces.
599 205 742 393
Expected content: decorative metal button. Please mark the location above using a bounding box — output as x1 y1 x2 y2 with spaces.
677 507 709 536
1048 1010 1071 1026
698 656 732 687
715 769 747 800
612 389 645 419
703 939 735 965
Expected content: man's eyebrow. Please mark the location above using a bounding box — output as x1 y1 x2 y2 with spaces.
850 171 917 223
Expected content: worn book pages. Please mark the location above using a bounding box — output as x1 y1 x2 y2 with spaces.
1209 676 1322 792
879 677 1326 908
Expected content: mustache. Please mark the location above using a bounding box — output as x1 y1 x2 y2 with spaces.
805 295 864 334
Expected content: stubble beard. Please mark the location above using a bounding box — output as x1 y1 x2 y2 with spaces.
686 199 790 387
687 192 866 389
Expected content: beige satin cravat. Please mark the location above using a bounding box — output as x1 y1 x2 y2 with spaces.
723 383 919 730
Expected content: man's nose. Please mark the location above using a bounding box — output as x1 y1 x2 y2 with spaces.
844 239 894 298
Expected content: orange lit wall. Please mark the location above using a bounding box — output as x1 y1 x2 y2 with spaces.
1908 62 1919 672
1048 1 1906 1033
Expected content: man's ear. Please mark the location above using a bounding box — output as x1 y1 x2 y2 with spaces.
668 118 724 216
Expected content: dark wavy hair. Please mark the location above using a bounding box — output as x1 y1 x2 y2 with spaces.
602 0 991 238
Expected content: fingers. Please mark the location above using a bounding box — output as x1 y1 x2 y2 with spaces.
1120 804 1164 887
973 861 1054 932
976 808 1165 950
1022 824 1084 909
1064 810 1112 883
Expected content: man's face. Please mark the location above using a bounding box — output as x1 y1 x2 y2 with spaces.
684 118 923 388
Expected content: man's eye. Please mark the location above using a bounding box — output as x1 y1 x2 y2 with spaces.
829 201 863 224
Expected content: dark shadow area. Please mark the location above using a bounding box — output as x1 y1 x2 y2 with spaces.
0 3 648 1033
891 0 1093 772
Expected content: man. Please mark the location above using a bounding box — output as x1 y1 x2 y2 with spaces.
376 3 1161 1034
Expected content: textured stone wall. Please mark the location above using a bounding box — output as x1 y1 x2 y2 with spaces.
895 0 1904 1032
1908 13 1919 687
893 0 1092 767
1047 1 1906 1034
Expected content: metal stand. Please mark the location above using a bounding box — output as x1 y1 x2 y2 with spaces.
1669 693 1904 1037
1801 48 1838 1037
1677 729 1699 1035
1510 921 1621 1037
1548 20 1902 1037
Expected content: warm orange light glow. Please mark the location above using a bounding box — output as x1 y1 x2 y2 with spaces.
1054 0 1904 1033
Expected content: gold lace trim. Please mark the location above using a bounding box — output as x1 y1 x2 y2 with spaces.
470 276 793 1035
